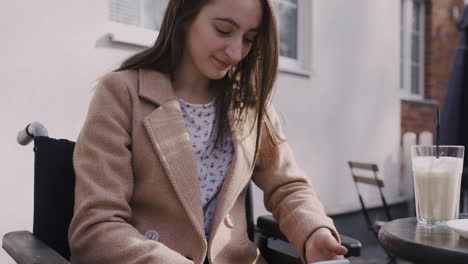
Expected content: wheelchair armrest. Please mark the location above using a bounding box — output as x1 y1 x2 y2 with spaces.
2 230 69 264
257 215 361 258
339 234 361 258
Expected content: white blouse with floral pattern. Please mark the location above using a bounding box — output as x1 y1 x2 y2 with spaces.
177 97 234 238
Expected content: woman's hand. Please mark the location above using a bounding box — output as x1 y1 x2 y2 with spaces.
305 227 348 263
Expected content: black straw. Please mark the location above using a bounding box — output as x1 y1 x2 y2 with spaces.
436 108 440 158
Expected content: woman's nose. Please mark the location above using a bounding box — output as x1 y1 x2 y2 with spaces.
225 39 243 63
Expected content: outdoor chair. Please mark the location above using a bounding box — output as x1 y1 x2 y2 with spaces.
347 161 392 238
2 123 361 264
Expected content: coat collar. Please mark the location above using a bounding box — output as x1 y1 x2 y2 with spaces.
138 69 176 105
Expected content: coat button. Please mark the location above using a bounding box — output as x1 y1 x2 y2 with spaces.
144 229 159 241
224 215 234 228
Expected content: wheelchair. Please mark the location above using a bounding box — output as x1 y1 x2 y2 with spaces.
2 122 361 264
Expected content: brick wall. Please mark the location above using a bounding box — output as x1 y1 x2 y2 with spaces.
401 101 437 137
401 0 465 141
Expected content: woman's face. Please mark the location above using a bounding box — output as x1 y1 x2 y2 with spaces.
182 0 262 80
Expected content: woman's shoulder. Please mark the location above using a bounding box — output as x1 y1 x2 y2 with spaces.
262 104 287 144
97 69 168 95
98 70 139 91
94 69 173 106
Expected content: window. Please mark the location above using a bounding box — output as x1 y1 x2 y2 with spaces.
401 0 426 99
274 0 311 75
110 0 168 30
274 0 298 60
108 0 168 47
108 0 311 75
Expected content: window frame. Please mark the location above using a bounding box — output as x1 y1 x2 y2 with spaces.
400 0 426 101
107 0 161 47
275 0 312 76
107 0 312 76
108 21 158 47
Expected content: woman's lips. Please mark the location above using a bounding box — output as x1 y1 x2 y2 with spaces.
213 56 230 69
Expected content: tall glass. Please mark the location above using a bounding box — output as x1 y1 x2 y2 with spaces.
411 145 464 226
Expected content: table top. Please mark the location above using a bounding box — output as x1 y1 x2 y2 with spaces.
378 214 468 264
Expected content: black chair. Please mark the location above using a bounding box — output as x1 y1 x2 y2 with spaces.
348 161 392 239
2 128 361 263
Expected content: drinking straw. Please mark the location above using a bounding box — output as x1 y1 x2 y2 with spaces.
436 107 440 158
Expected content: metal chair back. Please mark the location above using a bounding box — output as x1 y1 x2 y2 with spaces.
348 161 392 237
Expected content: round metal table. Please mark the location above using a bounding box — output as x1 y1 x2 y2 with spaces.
378 214 468 264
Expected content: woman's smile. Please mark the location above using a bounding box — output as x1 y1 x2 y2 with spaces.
212 55 230 69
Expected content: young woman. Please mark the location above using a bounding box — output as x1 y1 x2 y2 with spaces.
68 0 347 263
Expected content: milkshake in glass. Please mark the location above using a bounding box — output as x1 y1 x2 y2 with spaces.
411 145 464 226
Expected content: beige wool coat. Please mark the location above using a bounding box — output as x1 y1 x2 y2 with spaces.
68 69 338 264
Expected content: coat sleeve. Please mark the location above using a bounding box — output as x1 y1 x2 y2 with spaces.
251 105 340 262
68 73 192 264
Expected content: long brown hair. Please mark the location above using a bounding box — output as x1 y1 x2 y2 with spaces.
116 0 280 167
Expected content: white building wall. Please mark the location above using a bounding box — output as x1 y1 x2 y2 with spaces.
0 0 402 262
252 0 402 216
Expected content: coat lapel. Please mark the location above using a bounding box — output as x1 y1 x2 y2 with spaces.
210 107 256 241
137 69 258 242
138 70 205 239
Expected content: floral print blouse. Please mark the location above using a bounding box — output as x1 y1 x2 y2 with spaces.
177 97 234 238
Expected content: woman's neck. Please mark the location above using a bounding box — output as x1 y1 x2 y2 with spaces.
173 60 215 104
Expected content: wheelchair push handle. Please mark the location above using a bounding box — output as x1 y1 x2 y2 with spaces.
17 122 48 145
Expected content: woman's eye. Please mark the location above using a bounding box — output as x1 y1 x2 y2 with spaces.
216 28 230 35
244 38 254 44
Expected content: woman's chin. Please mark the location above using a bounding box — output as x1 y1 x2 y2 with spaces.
206 70 228 80
202 67 229 80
